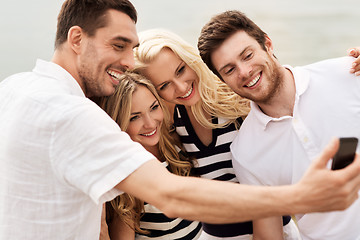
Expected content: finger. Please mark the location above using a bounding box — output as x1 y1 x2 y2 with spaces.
351 59 360 75
340 155 360 183
349 49 360 74
312 138 339 169
350 62 360 75
347 47 360 57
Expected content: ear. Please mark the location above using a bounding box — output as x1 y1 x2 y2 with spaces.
264 35 274 54
67 26 83 55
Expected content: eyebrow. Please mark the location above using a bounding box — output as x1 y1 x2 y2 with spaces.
218 46 250 73
130 100 158 115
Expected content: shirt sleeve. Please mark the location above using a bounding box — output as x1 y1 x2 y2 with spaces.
50 98 156 204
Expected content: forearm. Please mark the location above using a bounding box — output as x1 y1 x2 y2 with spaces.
107 211 135 240
118 160 297 223
99 204 110 240
252 217 284 240
160 176 298 223
118 141 360 224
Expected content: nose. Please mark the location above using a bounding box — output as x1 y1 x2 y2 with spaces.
119 49 135 70
143 113 156 129
237 62 253 80
173 79 188 94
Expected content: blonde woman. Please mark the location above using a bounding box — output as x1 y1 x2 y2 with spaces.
98 72 202 239
132 29 283 240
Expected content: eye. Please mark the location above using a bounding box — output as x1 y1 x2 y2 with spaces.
159 82 170 91
113 44 125 51
244 52 253 60
224 67 235 75
130 115 139 122
151 103 160 111
177 65 185 76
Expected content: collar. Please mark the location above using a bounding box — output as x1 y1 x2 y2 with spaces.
33 59 85 98
251 65 310 130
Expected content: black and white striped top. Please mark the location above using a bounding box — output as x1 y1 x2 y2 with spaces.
135 162 202 240
173 105 254 237
173 104 241 182
173 104 291 237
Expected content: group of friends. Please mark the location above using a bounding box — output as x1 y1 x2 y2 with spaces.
1 1 360 240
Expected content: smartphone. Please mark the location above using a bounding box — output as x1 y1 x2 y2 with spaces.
331 137 358 170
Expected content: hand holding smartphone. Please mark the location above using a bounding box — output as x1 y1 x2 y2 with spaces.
331 137 358 170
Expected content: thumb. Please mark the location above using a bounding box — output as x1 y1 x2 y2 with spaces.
312 138 339 169
348 48 359 57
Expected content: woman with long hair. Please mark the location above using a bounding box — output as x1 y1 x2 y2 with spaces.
98 72 202 239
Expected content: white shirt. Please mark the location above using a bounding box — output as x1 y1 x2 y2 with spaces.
0 59 155 239
231 57 360 240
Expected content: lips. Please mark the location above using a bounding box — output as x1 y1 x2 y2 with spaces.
107 69 123 85
179 84 193 99
245 73 261 88
140 128 157 137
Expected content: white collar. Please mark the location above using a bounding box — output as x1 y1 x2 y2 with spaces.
33 59 85 98
250 65 310 130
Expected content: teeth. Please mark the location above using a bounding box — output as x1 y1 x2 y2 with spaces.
107 70 122 80
179 85 193 98
141 129 156 136
246 74 261 87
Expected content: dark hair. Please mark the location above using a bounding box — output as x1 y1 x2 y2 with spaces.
55 0 137 49
198 10 267 80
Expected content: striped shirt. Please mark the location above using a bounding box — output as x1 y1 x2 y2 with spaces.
174 105 240 182
136 162 202 240
173 105 290 238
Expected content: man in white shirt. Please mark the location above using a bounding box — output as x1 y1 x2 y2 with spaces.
198 10 360 240
1 2 360 239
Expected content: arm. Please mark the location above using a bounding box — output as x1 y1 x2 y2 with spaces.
253 217 284 240
99 204 110 240
107 214 135 240
115 138 360 223
348 47 360 75
100 203 135 240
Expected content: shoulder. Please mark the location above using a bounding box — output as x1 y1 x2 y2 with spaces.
230 112 259 153
301 56 353 74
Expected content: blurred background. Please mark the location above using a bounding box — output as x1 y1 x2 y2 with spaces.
1 0 359 80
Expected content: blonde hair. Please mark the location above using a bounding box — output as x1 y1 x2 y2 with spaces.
133 29 250 129
98 72 193 234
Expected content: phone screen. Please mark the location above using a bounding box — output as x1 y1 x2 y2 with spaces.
331 137 358 170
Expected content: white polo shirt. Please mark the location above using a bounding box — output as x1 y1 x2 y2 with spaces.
231 57 360 240
0 59 155 239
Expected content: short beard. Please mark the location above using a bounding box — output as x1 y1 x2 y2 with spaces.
78 62 102 97
251 57 283 105
78 42 103 97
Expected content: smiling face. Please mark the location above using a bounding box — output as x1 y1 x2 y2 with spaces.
143 48 201 106
211 30 283 104
125 85 164 150
77 10 139 97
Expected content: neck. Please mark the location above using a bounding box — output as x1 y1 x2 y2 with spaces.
257 67 295 118
52 48 86 95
